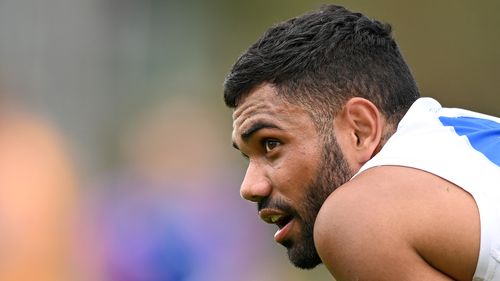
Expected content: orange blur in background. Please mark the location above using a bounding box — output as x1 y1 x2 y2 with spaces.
0 105 77 281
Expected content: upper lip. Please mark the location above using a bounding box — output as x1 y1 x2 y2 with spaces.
259 208 292 229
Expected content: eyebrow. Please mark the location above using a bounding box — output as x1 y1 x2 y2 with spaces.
232 121 281 149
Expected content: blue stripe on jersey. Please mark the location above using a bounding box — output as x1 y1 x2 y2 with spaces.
439 116 500 166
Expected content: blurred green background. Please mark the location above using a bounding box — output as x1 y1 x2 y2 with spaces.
1 0 498 175
0 0 498 280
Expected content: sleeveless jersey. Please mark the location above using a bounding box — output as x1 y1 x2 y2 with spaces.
356 97 500 281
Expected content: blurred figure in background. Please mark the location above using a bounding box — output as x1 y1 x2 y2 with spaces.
0 97 77 281
81 95 282 281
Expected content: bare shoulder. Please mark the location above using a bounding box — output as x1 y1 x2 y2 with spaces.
314 166 480 281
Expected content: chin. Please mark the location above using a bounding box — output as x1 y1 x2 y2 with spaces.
285 240 323 269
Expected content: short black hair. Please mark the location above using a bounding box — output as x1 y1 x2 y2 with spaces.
224 4 419 129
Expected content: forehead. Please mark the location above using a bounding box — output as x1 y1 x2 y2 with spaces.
232 84 312 139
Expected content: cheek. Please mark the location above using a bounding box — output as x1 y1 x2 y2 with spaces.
273 146 321 190
296 143 322 174
331 129 359 172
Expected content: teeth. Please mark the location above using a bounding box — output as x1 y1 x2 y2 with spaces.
270 215 282 223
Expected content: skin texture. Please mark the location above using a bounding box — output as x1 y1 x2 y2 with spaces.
232 83 480 280
314 166 480 281
232 83 325 267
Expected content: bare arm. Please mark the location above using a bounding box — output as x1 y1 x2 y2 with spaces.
314 166 479 281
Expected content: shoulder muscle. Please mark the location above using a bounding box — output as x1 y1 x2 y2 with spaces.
313 166 479 281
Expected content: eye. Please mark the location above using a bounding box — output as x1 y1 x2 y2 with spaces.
263 139 281 153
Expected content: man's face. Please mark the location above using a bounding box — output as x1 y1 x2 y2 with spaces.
231 84 353 269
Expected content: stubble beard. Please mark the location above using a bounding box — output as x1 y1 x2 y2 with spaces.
286 135 354 269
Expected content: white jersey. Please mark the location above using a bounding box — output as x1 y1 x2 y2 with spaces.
356 97 500 281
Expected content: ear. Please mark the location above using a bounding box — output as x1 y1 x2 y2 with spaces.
333 98 384 170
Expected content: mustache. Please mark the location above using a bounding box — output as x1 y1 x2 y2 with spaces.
257 196 298 217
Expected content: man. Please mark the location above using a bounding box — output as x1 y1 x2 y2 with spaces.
223 4 500 281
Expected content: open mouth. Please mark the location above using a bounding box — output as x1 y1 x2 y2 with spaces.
272 214 292 229
259 209 292 227
259 209 294 243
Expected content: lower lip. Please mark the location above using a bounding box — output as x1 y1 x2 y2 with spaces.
274 219 294 243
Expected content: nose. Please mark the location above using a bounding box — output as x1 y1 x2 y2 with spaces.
240 161 272 202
